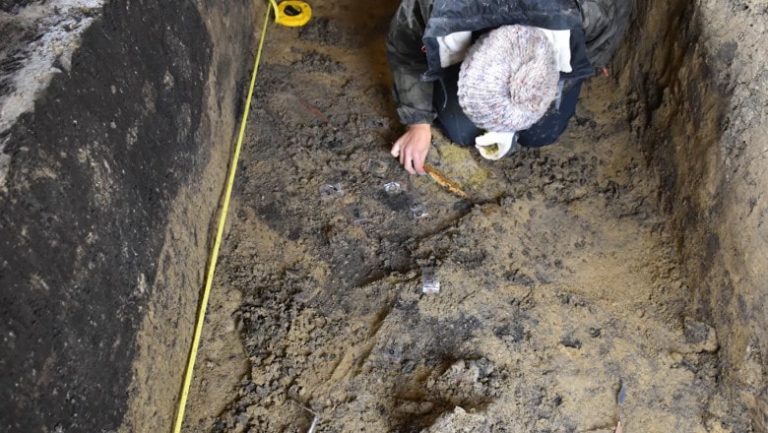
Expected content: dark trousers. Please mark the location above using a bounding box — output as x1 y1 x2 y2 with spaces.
433 64 584 148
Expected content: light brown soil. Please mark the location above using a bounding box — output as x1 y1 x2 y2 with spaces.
182 1 741 432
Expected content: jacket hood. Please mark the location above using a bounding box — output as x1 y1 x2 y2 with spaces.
420 0 592 80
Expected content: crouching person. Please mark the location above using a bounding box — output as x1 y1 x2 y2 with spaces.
387 0 631 174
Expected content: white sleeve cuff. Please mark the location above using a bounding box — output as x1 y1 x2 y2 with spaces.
475 131 517 160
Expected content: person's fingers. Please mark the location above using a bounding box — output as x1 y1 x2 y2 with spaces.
413 150 426 175
405 158 416 175
404 149 416 175
414 161 426 175
390 141 401 158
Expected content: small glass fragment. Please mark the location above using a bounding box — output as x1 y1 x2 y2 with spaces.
422 267 440 294
384 181 402 195
319 183 344 200
617 381 627 404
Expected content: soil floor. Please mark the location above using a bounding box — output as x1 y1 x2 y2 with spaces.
182 1 739 432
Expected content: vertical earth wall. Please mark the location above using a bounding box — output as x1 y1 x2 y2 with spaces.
0 0 258 432
620 0 768 429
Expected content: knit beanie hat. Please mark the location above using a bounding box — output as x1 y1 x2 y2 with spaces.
458 25 559 132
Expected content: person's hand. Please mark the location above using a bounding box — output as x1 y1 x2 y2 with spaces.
390 123 431 175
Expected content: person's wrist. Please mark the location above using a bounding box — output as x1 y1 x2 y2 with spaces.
408 123 431 132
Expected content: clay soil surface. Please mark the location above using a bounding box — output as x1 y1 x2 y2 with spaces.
182 1 738 432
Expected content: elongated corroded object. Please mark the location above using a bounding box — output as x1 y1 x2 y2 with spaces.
423 163 470 200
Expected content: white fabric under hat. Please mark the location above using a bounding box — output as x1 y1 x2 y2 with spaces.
437 29 572 73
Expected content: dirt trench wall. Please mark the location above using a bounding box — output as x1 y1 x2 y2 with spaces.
620 0 768 428
0 0 257 432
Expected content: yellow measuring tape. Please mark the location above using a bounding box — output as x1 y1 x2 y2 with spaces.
171 2 310 432
270 0 312 27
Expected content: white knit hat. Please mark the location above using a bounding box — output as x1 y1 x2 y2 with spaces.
458 25 559 132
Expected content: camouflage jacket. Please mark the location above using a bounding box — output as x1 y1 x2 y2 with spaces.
387 0 632 125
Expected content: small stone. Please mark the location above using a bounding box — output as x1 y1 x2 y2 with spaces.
319 183 344 200
683 317 718 353
361 159 388 177
410 203 429 219
560 336 582 349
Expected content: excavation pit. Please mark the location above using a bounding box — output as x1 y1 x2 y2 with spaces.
1 0 766 432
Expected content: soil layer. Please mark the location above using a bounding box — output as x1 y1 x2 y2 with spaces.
0 1 257 432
